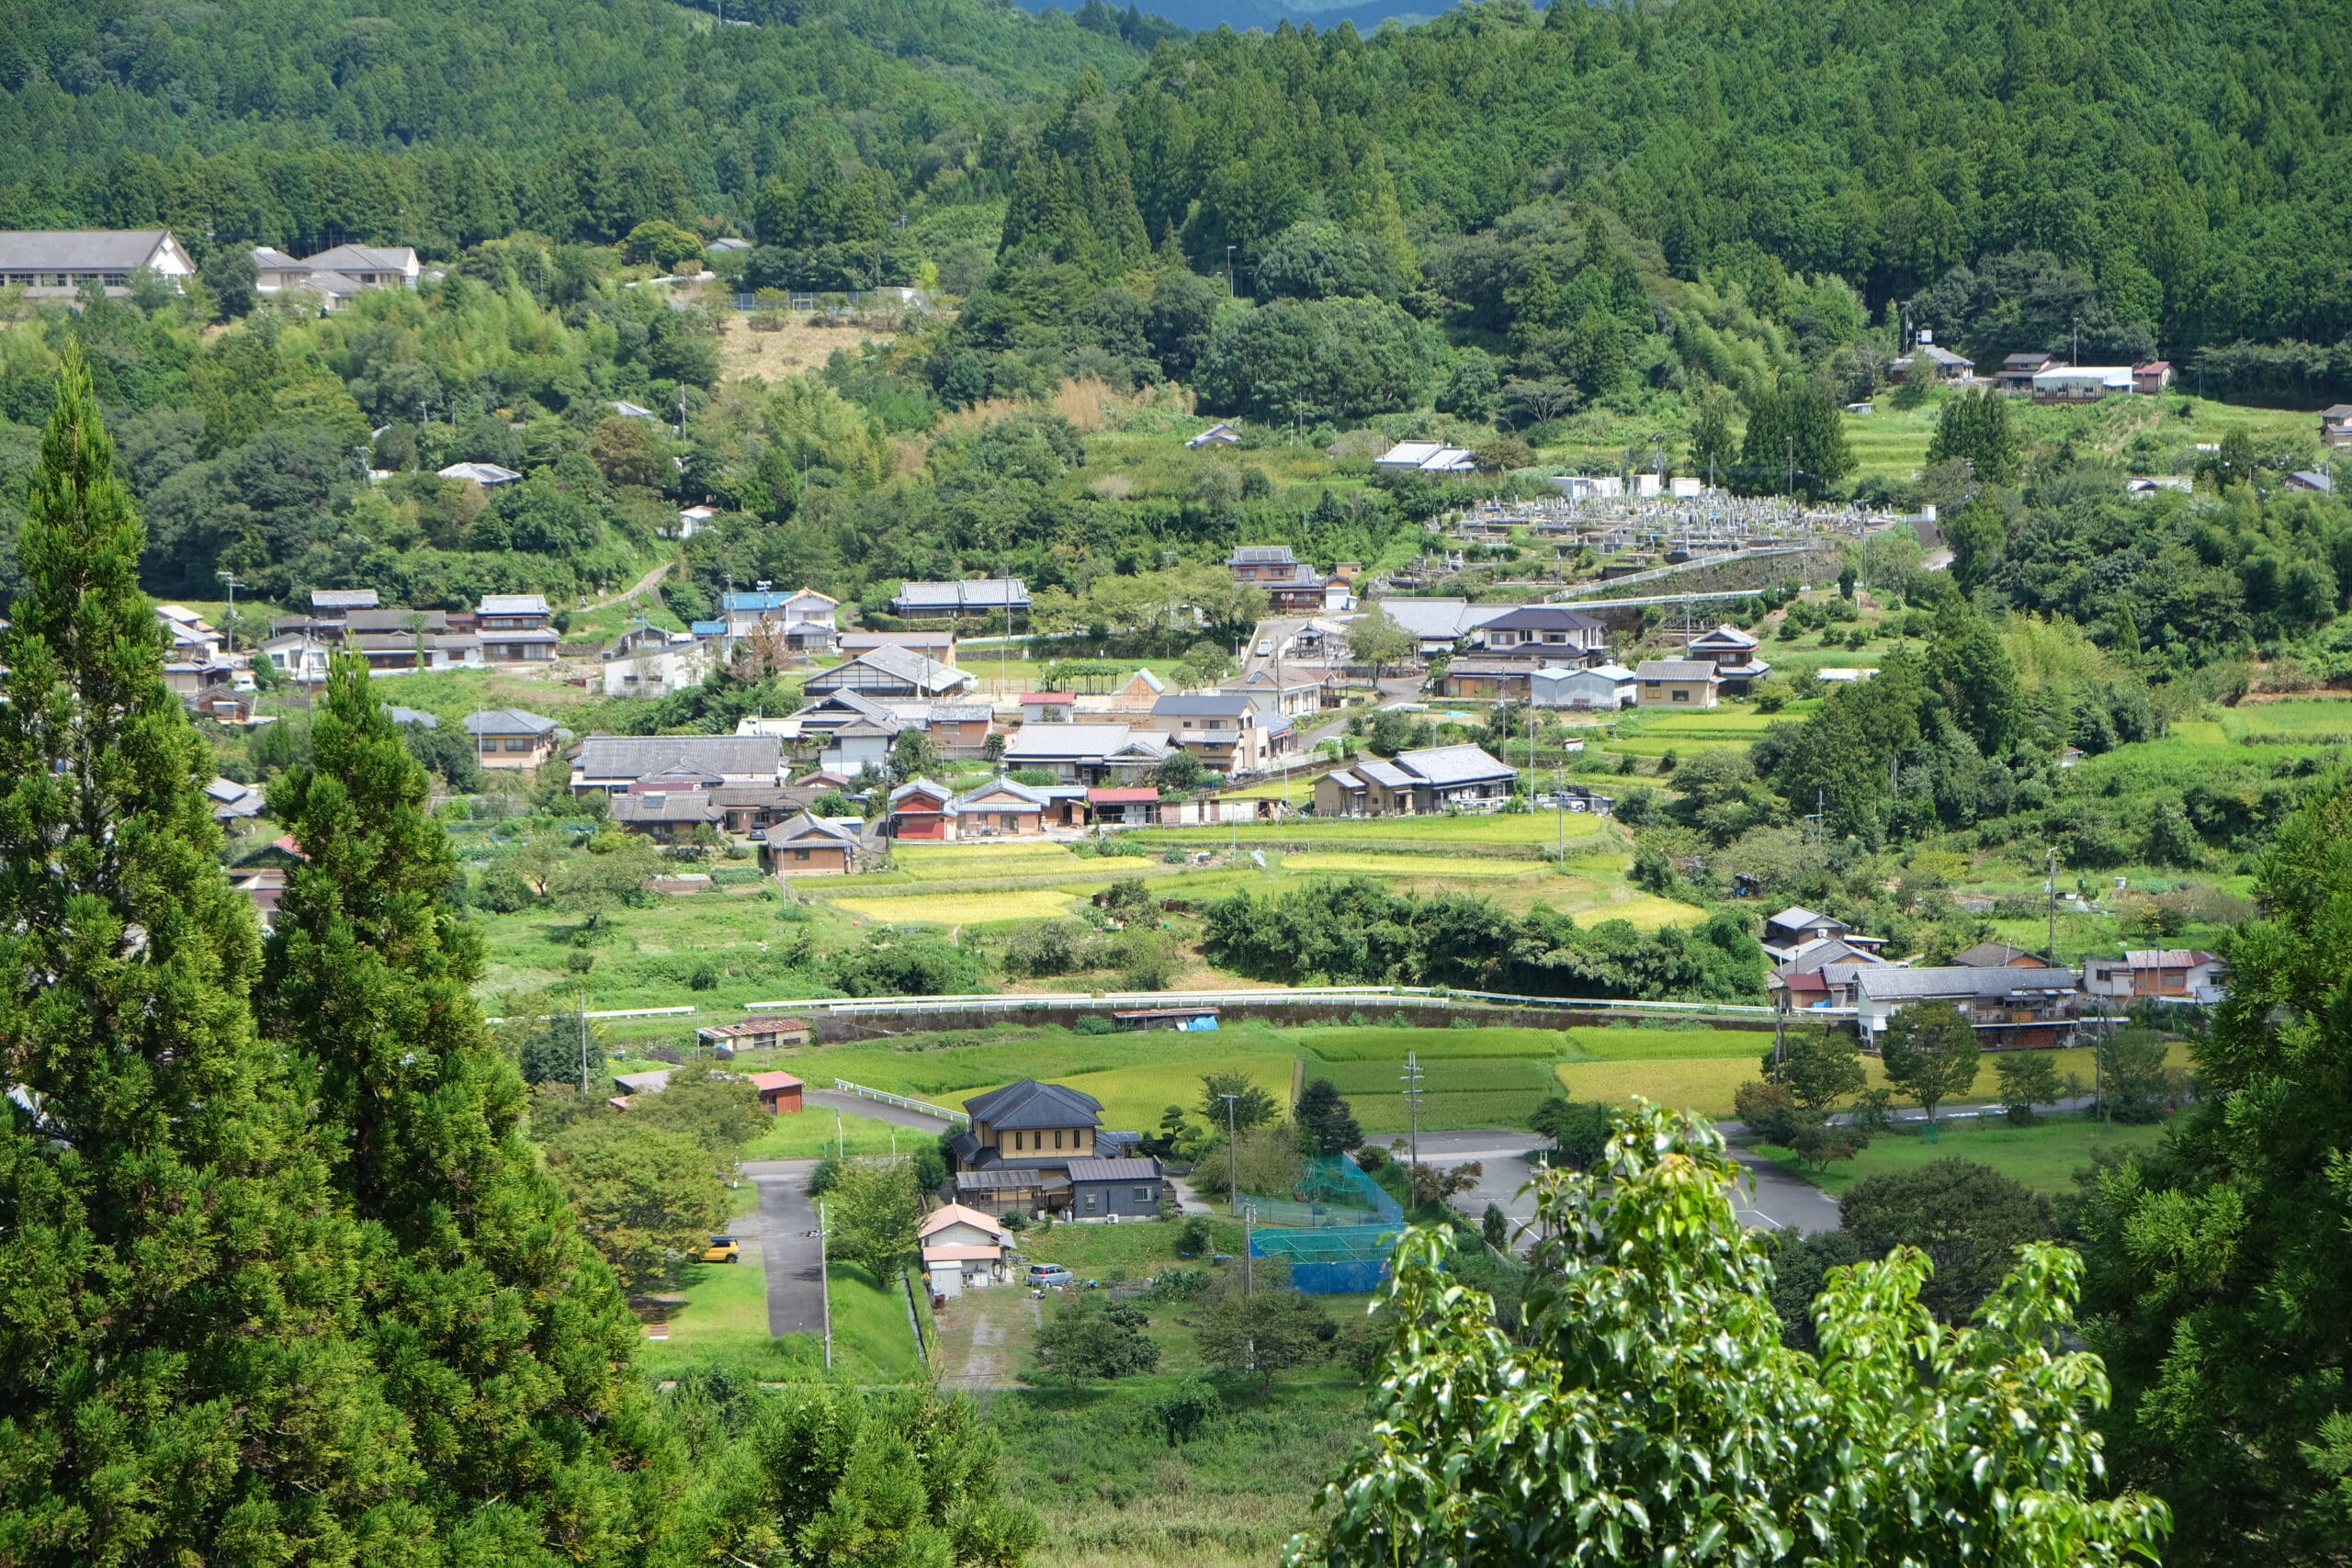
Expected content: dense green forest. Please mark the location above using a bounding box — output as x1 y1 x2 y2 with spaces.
8 0 2352 400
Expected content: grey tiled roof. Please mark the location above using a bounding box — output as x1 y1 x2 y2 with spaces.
1852 966 2080 1001
965 1078 1103 1130
574 735 781 780
1393 743 1514 785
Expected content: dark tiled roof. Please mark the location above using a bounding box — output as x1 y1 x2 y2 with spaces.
964 1078 1103 1131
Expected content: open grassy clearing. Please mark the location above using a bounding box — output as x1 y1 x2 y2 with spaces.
741 1102 922 1160
636 1253 830 1382
826 1261 924 1381
1552 890 1717 930
1752 1111 2170 1197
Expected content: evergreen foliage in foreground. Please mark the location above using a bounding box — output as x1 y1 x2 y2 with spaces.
261 653 675 1561
0 343 418 1562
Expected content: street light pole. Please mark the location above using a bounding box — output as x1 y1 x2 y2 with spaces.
1401 1052 1423 1169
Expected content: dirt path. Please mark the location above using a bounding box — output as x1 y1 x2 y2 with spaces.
586 560 672 612
934 1286 1038 1391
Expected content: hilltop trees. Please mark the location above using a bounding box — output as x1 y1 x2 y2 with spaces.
0 344 413 1562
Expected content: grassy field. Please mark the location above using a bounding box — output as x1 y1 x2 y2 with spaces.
741 1102 926 1160
637 1251 831 1382
828 1261 925 1380
1280 851 1544 878
721 1020 1783 1144
1752 1111 2170 1197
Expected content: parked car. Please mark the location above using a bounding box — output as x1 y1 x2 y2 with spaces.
700 1235 741 1264
1026 1263 1074 1289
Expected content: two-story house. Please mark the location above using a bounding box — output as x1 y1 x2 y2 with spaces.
948 777 1051 838
1634 660 1722 708
1227 544 1301 583
722 586 838 657
1476 605 1607 663
949 1079 1106 1215
1000 723 1170 784
602 626 715 697
1684 625 1771 694
463 709 560 771
571 735 785 794
476 593 559 663
1147 694 1292 774
2081 949 2228 1004
1849 966 2084 1048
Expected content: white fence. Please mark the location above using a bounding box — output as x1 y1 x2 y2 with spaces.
831 1078 971 1126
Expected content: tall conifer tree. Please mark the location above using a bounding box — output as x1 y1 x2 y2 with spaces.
260 653 673 1561
0 344 419 1562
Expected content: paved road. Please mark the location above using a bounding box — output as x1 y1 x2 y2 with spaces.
742 1158 827 1337
1407 1126 1842 1239
805 1088 955 1134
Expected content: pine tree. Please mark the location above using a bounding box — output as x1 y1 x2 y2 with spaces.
0 344 419 1562
260 652 673 1560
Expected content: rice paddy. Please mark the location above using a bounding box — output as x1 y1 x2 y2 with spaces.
833 890 1080 925
1280 852 1544 878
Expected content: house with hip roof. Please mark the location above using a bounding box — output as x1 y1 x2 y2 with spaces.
462 709 560 770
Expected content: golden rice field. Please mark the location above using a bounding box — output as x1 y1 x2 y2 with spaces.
1280 852 1543 879
832 890 1080 925
1555 891 1717 931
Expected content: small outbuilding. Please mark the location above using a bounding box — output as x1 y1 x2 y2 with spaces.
745 1070 805 1114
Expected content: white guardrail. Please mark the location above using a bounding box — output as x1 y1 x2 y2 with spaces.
742 987 1837 1021
831 1079 970 1126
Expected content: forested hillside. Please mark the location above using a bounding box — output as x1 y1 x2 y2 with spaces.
0 0 1161 254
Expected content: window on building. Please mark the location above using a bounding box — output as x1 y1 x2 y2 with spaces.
1083 1193 1096 1213
1134 1187 1154 1202
1054 1130 1064 1149
504 738 534 750
793 848 809 862
1673 690 1690 703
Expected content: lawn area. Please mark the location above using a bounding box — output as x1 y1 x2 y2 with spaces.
741 1103 925 1160
827 1261 924 1381
636 1251 830 1382
1566 1024 1771 1060
2216 697 2352 741
1750 1111 2171 1197
1293 1025 1571 1060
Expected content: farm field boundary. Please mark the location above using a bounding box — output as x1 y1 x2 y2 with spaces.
731 985 1793 1043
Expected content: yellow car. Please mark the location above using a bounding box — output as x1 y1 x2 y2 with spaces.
700 1235 741 1264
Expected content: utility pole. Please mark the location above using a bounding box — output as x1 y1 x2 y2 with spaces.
215 569 242 655
1242 1202 1255 1299
576 987 591 1095
818 1197 832 1371
1225 244 1236 295
2045 845 2062 964
1218 1092 1239 1214
1785 434 1795 498
1401 1052 1424 1169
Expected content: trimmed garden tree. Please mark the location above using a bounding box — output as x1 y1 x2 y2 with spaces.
1290 1102 2168 1567
0 347 414 1562
259 652 671 1560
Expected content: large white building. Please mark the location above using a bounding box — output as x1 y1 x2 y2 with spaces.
253 243 422 311
0 230 197 299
